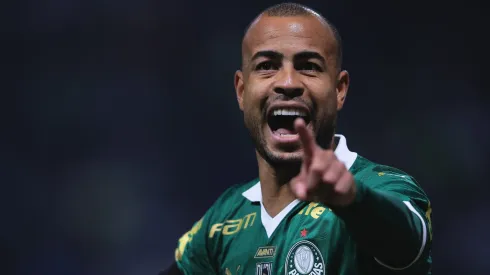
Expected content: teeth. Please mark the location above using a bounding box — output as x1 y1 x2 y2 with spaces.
272 109 307 117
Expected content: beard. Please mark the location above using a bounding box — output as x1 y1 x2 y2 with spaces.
243 95 337 168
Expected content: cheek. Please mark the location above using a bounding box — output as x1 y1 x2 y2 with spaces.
243 82 268 109
307 80 335 103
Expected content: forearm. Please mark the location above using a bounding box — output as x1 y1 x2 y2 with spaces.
332 181 427 267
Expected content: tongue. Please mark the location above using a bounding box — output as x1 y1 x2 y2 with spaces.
274 128 297 135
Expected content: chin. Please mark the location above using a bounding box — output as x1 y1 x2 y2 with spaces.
261 146 304 166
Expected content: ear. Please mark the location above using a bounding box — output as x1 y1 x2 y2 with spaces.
234 70 245 111
336 70 350 111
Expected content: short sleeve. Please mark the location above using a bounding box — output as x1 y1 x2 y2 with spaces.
173 184 241 274
174 211 215 275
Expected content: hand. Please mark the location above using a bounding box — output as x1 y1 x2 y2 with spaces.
290 118 357 207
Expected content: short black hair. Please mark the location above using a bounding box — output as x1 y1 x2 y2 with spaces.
245 3 343 70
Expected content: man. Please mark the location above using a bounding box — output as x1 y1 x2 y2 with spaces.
162 3 432 275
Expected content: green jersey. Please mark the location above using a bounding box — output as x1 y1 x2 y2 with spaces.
173 135 432 275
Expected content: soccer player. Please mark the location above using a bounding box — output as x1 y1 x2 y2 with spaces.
161 3 432 275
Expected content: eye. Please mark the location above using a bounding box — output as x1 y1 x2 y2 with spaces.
296 62 323 72
255 61 279 71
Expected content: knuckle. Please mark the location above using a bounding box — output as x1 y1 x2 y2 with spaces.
333 160 346 171
310 161 324 174
336 174 352 192
334 181 347 194
322 171 336 183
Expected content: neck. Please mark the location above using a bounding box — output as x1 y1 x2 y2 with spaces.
257 136 337 217
256 153 299 218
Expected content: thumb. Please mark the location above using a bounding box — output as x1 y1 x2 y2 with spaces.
290 175 308 200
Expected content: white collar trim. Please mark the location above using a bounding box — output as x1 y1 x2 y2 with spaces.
241 181 262 202
242 134 358 202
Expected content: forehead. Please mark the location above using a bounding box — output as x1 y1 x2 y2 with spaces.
243 16 335 59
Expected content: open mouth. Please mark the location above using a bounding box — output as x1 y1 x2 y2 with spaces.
267 107 311 137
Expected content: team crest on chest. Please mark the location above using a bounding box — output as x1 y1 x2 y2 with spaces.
285 240 325 275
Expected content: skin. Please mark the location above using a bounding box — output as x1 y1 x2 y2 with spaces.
234 14 354 217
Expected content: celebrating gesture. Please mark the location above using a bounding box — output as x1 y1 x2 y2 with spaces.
291 118 357 207
163 3 432 275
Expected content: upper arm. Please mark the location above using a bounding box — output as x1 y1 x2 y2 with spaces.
174 212 215 274
172 185 240 274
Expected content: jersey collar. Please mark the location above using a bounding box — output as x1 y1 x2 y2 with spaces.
242 134 358 202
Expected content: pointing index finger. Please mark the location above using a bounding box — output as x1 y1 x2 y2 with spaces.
294 117 316 167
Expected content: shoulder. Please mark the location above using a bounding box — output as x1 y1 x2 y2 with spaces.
335 134 416 189
352 155 423 189
351 155 430 202
202 178 259 221
212 178 259 206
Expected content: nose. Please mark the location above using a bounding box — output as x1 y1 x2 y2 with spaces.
273 66 304 97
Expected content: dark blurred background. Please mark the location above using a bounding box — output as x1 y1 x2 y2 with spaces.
3 0 487 274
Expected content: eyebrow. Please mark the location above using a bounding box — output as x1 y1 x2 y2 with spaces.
250 50 326 65
293 51 326 65
251 50 284 62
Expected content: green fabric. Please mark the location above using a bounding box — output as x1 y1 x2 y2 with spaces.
174 155 432 275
